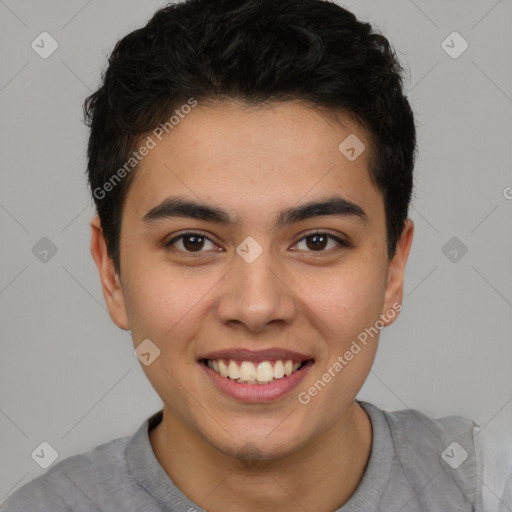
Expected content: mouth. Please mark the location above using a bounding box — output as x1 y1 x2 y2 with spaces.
198 348 315 402
201 358 310 384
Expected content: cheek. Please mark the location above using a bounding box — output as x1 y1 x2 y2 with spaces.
298 260 387 341
123 265 220 346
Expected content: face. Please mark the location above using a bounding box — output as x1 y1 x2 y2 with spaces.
91 100 413 461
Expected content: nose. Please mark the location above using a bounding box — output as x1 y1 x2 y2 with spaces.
216 244 296 332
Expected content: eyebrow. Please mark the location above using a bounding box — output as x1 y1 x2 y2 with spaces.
141 195 368 227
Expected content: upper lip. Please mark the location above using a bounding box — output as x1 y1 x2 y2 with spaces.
200 348 314 364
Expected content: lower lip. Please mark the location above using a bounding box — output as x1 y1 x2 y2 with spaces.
200 360 314 403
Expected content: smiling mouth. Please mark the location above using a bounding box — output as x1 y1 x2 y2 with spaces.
201 358 312 385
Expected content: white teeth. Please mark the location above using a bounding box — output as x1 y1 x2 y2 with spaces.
256 361 274 383
273 360 285 378
239 361 256 381
219 359 229 377
206 358 306 384
228 360 240 379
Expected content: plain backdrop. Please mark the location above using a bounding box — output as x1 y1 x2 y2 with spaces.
1 0 511 501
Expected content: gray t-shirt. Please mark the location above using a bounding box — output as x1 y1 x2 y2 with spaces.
1 400 510 511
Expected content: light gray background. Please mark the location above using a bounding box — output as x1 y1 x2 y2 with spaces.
1 0 511 502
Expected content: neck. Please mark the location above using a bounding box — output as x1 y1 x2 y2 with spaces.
149 402 372 512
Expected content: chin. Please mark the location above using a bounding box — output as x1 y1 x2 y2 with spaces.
200 416 312 463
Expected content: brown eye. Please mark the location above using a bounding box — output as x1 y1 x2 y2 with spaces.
166 232 218 253
294 232 348 252
305 233 328 251
182 234 206 251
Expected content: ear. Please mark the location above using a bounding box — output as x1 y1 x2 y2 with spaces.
90 215 130 330
381 218 414 326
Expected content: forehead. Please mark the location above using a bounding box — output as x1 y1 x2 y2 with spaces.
123 100 382 225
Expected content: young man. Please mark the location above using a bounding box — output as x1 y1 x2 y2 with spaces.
2 0 510 511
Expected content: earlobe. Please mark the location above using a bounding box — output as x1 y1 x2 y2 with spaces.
90 216 130 330
381 218 414 327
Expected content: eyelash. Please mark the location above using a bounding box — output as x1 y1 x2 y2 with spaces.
164 230 350 256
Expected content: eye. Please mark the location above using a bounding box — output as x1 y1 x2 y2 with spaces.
165 232 220 254
165 230 349 255
292 231 349 253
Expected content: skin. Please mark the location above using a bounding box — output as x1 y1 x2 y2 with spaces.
90 100 414 512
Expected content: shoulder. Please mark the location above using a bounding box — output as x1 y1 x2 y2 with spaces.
366 403 512 511
380 405 478 470
473 424 512 512
367 402 478 465
363 402 479 507
381 404 477 442
0 435 130 512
